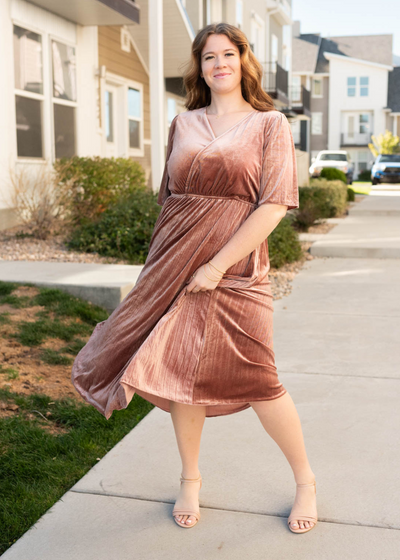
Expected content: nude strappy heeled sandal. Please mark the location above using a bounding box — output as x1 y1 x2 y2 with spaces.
287 480 318 534
172 472 202 528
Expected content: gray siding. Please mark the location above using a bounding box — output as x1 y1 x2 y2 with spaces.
310 76 329 152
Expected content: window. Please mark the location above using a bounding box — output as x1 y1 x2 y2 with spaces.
271 34 278 72
311 112 322 135
312 78 322 97
13 24 78 160
348 116 355 137
320 153 347 161
167 98 176 126
52 40 77 159
347 77 356 97
360 76 369 96
347 76 369 97
359 113 370 133
292 76 301 102
13 25 44 158
128 87 141 149
291 119 301 145
105 91 114 143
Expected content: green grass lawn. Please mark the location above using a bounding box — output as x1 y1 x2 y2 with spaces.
0 281 154 555
351 181 372 195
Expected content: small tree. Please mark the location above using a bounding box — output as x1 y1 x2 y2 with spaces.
368 130 400 157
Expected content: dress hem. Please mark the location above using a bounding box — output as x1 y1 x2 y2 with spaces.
120 379 287 418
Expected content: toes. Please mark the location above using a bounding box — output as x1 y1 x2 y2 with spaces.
186 516 194 525
291 521 298 528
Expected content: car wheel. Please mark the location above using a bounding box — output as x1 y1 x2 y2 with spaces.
372 178 379 185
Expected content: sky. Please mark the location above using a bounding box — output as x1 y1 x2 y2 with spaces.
292 0 400 59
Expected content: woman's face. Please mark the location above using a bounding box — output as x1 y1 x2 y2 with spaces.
200 34 242 94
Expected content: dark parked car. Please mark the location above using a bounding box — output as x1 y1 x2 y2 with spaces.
371 154 400 184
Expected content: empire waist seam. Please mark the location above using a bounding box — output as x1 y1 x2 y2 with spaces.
170 193 257 207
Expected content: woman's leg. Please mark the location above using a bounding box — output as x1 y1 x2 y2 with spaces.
169 401 206 526
249 391 317 530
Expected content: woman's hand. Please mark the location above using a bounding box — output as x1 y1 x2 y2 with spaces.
186 263 224 293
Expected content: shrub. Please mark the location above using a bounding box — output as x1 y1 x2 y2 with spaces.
320 167 347 183
357 169 371 182
3 161 67 239
347 187 355 202
295 178 348 230
54 156 147 228
268 216 303 268
66 189 161 264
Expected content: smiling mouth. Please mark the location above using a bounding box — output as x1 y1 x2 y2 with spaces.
214 73 231 78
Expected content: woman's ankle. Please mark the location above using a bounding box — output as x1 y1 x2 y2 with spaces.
181 469 201 479
293 469 315 485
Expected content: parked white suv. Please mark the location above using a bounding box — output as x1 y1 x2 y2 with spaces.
309 150 354 184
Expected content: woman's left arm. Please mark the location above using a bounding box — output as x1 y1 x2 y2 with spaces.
209 202 287 273
186 112 299 292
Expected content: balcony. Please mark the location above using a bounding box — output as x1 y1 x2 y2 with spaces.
289 85 311 118
27 0 140 25
341 132 372 147
262 62 289 106
266 0 292 25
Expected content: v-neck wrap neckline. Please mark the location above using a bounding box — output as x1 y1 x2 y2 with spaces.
202 106 257 141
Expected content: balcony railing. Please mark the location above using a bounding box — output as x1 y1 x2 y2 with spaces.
289 85 310 113
341 132 372 146
262 62 288 100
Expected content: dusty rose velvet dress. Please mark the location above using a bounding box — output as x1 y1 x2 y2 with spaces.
71 107 299 419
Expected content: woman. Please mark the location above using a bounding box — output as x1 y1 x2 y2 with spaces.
71 22 318 534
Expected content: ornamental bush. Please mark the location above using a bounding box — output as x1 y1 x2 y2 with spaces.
54 156 147 228
357 169 372 182
268 216 303 269
66 189 161 264
320 167 347 184
347 187 355 202
295 178 348 230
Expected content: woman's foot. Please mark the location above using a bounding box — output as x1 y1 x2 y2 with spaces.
173 472 201 527
288 475 318 532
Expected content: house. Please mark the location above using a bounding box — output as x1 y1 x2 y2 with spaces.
0 0 306 232
292 21 397 178
386 66 400 137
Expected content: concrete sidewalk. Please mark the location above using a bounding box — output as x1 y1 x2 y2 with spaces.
0 261 143 312
310 192 400 258
2 194 400 559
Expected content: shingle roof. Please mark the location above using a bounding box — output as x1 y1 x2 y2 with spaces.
315 38 347 73
293 33 393 73
292 34 321 73
387 67 400 112
328 35 393 67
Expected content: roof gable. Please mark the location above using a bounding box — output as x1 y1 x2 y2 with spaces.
293 33 393 74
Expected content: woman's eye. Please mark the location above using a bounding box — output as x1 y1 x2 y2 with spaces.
205 53 234 60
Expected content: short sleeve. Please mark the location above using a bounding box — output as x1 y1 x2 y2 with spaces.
157 114 179 206
258 112 299 210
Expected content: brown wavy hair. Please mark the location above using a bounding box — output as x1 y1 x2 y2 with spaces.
181 22 275 112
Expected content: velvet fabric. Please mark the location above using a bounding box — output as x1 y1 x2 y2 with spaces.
71 107 299 419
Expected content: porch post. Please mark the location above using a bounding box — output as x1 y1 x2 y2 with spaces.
148 0 165 192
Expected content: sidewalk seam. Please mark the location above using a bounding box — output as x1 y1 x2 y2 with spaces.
69 489 400 530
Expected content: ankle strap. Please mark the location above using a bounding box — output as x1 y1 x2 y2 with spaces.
296 481 316 487
180 473 202 482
